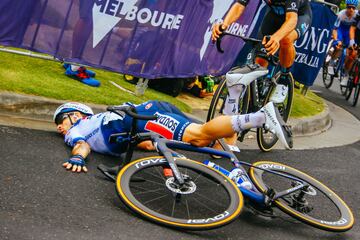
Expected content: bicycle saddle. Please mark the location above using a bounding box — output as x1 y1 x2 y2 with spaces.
226 64 268 87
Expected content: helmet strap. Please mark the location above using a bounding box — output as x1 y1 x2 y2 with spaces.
67 114 74 126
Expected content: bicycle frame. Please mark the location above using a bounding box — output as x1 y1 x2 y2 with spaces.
335 47 347 75
115 126 308 208
158 137 308 206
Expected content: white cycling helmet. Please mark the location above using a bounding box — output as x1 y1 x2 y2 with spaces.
53 102 94 124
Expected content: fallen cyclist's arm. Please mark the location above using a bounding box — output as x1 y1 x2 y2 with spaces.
63 140 91 173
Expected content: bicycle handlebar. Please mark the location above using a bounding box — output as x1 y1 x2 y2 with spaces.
216 32 262 53
216 32 279 65
107 105 158 120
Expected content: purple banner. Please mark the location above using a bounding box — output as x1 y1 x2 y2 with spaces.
0 0 259 78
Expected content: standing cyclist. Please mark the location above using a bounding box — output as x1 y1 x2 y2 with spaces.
329 0 358 87
212 0 312 115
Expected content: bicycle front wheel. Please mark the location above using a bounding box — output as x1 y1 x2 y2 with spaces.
116 157 243 230
322 54 334 89
256 73 294 152
249 161 354 232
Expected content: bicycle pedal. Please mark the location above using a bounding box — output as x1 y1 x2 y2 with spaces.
246 202 276 219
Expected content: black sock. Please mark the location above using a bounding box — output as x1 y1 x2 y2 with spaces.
278 67 290 85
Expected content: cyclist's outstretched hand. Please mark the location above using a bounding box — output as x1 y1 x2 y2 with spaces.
212 24 226 42
263 36 280 56
63 155 88 173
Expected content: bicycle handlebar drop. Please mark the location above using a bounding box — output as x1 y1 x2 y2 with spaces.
107 105 158 120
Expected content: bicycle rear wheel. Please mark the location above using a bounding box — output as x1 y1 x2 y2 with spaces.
206 77 250 121
116 157 243 230
256 73 294 152
345 63 357 100
352 84 360 107
249 161 354 232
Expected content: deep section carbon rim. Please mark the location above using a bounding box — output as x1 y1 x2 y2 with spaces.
249 161 354 232
116 157 243 230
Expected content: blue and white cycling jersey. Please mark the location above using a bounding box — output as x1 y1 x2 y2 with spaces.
64 101 193 156
64 111 127 156
334 10 358 31
334 10 358 46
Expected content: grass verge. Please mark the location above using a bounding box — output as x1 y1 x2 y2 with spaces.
0 48 325 118
0 50 191 112
291 88 325 118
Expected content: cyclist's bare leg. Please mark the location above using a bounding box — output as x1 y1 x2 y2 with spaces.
279 30 298 69
332 41 343 60
183 112 265 147
255 57 269 68
344 48 357 73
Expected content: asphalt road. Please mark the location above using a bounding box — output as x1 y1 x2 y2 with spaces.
313 72 360 119
1 127 359 239
1 75 360 240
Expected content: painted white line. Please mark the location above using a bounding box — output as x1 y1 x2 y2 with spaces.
109 81 135 95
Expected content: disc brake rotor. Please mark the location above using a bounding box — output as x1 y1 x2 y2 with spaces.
165 175 197 194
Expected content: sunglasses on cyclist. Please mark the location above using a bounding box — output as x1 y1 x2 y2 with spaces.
347 5 356 10
55 112 75 125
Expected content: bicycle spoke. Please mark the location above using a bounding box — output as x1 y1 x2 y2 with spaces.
185 198 191 219
191 196 219 214
143 193 170 205
132 187 166 196
193 191 226 209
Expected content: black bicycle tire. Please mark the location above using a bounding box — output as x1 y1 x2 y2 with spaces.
322 55 334 89
352 84 360 107
116 157 243 230
256 73 294 152
339 71 348 96
206 77 250 122
346 61 359 100
249 161 354 232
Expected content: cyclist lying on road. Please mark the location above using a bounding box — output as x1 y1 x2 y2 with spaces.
54 100 293 173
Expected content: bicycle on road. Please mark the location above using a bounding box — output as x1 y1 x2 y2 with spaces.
322 41 349 95
344 47 360 106
98 105 354 232
207 33 294 152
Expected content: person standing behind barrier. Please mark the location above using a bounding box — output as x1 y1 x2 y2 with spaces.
212 0 312 116
63 0 100 87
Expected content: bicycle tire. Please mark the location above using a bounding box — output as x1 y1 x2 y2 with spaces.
206 77 250 122
322 55 334 89
352 84 360 107
346 61 359 100
116 157 243 230
256 73 294 152
249 161 354 232
339 71 348 96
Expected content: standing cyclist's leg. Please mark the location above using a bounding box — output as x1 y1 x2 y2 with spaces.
271 12 311 103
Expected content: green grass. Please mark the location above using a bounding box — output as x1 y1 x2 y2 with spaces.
0 50 191 112
291 88 325 118
0 48 325 118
